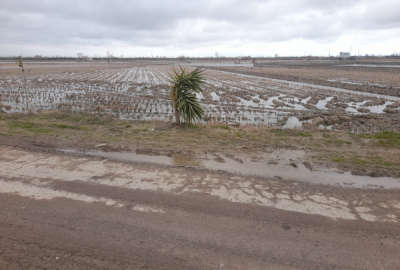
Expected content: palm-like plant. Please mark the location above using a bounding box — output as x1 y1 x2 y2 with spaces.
169 67 205 126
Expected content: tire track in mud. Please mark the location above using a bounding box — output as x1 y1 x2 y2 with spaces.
0 146 399 223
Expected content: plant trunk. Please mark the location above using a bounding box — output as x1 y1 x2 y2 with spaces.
175 109 181 126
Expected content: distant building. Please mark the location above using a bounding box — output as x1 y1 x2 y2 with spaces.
340 52 351 58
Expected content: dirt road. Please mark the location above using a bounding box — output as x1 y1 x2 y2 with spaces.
1 145 400 269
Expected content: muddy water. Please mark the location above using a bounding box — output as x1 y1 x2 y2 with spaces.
2 66 399 128
60 148 400 190
283 116 304 129
219 70 400 101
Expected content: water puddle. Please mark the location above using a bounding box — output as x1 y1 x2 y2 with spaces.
210 92 220 101
345 100 394 114
316 96 334 110
368 101 393 114
2 146 399 222
283 117 302 129
59 148 400 190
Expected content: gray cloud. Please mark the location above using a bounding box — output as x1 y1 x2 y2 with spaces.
0 0 399 56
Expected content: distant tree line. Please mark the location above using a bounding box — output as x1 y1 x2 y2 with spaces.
1 55 399 62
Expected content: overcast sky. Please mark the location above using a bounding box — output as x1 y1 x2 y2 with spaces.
1 0 399 57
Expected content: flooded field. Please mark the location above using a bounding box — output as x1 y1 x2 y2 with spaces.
1 61 399 129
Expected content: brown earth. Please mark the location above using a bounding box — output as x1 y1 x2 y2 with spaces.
1 111 399 178
0 60 168 77
211 65 400 97
0 145 400 270
1 59 400 269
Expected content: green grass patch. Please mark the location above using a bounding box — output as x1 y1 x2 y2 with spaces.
0 110 5 120
50 123 85 130
332 155 367 166
373 131 400 147
6 118 86 134
324 138 352 146
8 121 52 134
211 124 231 130
332 154 397 168
38 112 115 127
322 133 352 146
332 156 346 163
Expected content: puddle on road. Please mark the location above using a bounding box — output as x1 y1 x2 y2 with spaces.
60 148 400 190
2 146 399 222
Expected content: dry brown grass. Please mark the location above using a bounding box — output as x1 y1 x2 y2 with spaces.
0 111 399 176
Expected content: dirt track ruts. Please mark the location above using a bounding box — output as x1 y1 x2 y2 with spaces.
1 145 400 269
